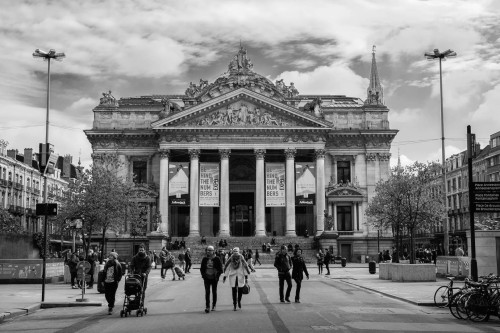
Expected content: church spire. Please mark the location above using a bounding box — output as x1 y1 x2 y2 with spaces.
365 45 384 106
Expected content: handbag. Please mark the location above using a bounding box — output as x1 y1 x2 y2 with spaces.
241 281 251 295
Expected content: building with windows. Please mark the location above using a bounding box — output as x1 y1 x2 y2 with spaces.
0 139 81 235
85 47 398 261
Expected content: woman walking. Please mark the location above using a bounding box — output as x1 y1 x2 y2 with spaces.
200 246 223 313
103 252 122 314
291 249 309 303
223 247 251 311
316 249 324 275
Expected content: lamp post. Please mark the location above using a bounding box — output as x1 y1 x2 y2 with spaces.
424 48 456 256
33 48 65 302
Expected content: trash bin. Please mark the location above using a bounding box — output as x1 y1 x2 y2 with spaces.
369 261 376 274
341 257 347 267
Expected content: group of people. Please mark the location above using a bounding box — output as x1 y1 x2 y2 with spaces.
66 249 98 289
158 247 193 280
315 248 334 275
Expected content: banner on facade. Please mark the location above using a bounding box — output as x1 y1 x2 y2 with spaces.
169 163 190 205
265 163 285 207
199 163 220 207
295 162 316 205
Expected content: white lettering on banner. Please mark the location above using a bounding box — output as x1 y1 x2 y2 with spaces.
199 163 220 207
266 163 285 207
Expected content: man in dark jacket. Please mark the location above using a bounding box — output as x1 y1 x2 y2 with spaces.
185 248 192 273
274 245 293 303
67 252 79 289
103 251 122 314
200 245 223 313
130 244 152 294
324 249 332 275
86 249 97 289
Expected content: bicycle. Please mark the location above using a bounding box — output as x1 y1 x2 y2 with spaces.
464 276 500 322
434 276 460 308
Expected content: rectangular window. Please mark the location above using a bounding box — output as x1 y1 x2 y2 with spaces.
133 161 148 184
337 161 351 183
336 206 352 231
458 176 461 189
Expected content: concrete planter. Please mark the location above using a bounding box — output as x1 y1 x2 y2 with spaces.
379 263 436 282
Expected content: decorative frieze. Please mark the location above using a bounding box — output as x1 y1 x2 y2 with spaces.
378 153 391 161
365 153 377 162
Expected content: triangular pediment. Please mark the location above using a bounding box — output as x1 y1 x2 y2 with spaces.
151 88 330 130
326 184 364 198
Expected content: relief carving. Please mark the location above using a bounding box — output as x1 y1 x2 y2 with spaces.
254 149 265 160
284 148 296 159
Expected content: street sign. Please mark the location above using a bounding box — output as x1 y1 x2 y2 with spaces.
77 261 92 282
472 182 500 213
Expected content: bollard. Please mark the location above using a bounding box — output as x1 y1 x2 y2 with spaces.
369 261 376 274
341 257 347 267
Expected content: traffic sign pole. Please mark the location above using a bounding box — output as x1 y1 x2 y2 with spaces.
467 125 478 282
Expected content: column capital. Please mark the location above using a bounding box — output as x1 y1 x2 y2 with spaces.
254 149 266 160
366 153 377 162
158 149 170 159
378 153 391 161
314 149 327 159
284 148 296 159
219 149 231 159
188 149 201 159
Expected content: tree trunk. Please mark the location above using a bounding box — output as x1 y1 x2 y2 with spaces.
101 228 106 264
410 228 415 264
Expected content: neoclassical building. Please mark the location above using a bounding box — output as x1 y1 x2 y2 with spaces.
85 47 398 259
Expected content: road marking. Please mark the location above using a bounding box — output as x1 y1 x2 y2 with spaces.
252 276 290 333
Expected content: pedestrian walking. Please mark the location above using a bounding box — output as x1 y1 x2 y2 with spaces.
185 248 192 273
129 244 152 294
200 245 223 313
178 251 186 271
68 252 79 289
324 249 332 275
160 248 176 280
316 249 324 275
86 249 97 288
291 249 309 303
254 249 261 266
152 250 159 269
103 251 122 315
274 245 293 303
223 247 251 311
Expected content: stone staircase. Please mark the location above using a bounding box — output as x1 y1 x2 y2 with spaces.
167 236 318 265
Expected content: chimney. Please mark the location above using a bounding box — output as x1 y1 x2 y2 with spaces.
7 149 18 159
24 148 33 167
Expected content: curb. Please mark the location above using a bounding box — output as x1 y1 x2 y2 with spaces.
41 302 102 309
338 279 435 307
0 303 40 324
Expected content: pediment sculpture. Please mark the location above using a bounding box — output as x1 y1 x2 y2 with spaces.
183 102 298 127
99 90 118 107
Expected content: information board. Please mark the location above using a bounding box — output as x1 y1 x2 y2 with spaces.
472 182 500 213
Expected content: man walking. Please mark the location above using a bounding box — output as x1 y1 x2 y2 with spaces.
324 249 332 275
185 248 192 273
274 245 293 303
130 244 152 302
200 246 223 313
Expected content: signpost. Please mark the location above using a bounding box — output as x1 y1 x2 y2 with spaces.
76 261 91 302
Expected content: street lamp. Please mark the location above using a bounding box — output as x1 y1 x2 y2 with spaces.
33 48 65 302
424 48 457 256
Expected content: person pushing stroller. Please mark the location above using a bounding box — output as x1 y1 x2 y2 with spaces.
129 244 152 303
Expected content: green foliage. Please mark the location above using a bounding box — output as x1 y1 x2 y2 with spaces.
366 161 445 263
32 232 51 258
0 208 23 234
128 202 148 237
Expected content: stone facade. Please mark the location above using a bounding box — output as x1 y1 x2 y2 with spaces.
85 47 398 261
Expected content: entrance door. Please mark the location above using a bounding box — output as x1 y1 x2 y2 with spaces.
230 192 254 236
340 243 352 261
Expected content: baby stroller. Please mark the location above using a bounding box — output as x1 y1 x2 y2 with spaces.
120 274 148 317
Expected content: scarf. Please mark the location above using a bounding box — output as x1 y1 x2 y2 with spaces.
231 253 241 269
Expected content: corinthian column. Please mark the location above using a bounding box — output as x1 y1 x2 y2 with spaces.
189 149 200 237
285 148 296 237
158 149 170 235
219 149 230 237
255 149 266 236
315 149 326 236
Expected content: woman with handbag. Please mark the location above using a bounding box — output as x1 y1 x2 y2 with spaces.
223 247 251 311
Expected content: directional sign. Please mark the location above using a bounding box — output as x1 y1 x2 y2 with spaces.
77 261 92 282
472 182 500 213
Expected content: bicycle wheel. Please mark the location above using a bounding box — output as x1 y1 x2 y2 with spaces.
454 292 470 320
448 291 464 319
465 292 490 322
434 286 449 308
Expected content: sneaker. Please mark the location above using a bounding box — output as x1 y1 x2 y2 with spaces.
172 278 176 281
285 299 291 303
211 305 216 311
295 300 301 303
72 285 78 289
205 308 210 313
108 307 113 315
280 300 285 303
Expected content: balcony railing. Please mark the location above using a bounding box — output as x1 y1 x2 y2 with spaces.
337 231 354 236
13 182 23 190
33 188 40 195
0 179 7 187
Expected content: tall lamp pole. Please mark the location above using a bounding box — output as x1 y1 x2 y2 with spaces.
33 48 65 302
424 48 456 256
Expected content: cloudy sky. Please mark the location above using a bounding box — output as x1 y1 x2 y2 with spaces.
1 0 499 170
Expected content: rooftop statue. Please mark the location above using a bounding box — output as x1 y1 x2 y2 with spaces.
99 90 118 106
228 46 254 73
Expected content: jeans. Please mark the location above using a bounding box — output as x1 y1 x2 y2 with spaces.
294 278 302 301
104 281 118 308
203 278 218 308
278 272 292 301
325 262 330 274
185 261 192 273
70 271 77 286
232 277 243 306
